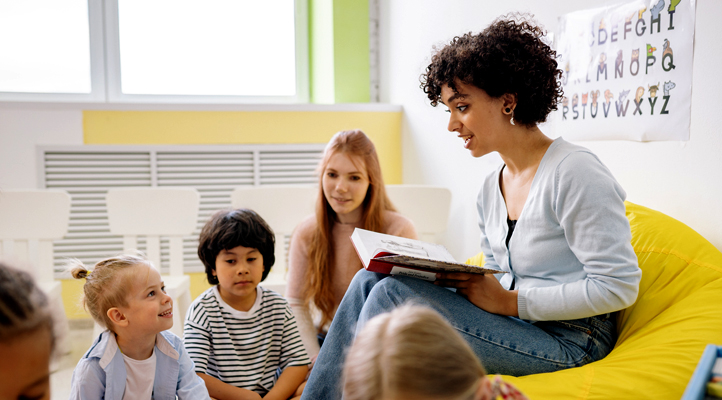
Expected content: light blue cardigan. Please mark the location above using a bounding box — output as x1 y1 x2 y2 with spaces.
69 330 210 400
477 138 641 321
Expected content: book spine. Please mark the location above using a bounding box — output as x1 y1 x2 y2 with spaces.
365 259 395 274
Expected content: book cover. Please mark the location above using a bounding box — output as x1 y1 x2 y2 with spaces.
350 228 504 281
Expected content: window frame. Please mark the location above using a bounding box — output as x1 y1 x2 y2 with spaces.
0 0 309 104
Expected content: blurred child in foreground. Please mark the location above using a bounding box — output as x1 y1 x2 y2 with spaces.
0 262 55 400
343 304 529 400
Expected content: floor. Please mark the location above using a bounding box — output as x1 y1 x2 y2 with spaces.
50 321 94 400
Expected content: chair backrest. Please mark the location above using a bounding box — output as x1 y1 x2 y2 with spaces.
0 189 71 282
230 186 317 275
386 185 452 243
106 187 199 276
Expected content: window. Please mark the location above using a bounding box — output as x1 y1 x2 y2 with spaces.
0 0 308 103
0 0 103 101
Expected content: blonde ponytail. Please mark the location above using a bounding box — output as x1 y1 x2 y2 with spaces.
67 254 151 331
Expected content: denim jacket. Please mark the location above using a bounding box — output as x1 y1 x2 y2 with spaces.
69 330 210 400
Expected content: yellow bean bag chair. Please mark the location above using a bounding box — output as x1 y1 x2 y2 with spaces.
466 202 722 399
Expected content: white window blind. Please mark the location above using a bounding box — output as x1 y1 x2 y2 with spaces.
39 144 323 276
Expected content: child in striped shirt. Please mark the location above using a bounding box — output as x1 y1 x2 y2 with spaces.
185 208 310 400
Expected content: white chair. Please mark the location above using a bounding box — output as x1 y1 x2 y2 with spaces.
0 189 72 357
230 185 317 296
386 185 452 243
103 187 199 338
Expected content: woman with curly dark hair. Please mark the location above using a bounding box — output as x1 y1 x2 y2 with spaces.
300 16 641 400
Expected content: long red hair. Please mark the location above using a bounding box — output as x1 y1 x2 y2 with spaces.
305 130 395 330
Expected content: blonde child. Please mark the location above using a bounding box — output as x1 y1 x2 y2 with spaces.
68 254 210 400
185 208 310 400
343 304 529 400
0 262 54 400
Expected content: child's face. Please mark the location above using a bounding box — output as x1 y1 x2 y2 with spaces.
322 151 370 224
0 327 52 400
118 264 174 335
214 245 264 312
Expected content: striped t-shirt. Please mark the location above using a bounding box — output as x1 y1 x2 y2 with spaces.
183 285 310 396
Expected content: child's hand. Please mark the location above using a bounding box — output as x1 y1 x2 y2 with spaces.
491 375 530 400
293 380 306 397
197 373 261 400
262 365 308 400
305 355 317 379
238 391 261 400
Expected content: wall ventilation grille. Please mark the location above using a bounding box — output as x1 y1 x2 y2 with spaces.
39 144 323 276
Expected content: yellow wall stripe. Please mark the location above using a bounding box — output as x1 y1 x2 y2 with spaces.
83 110 402 183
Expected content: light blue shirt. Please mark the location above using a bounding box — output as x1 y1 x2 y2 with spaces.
69 330 210 400
477 138 641 321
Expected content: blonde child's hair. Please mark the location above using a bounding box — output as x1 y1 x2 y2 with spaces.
68 254 151 330
343 304 486 400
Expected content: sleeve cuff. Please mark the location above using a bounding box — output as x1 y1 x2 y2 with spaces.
517 289 530 320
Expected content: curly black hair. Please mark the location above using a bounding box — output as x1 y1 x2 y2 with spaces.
420 14 563 126
198 208 275 284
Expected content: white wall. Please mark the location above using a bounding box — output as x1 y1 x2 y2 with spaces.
0 105 84 190
380 0 722 260
2 1 720 261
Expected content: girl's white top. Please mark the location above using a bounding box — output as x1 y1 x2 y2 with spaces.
121 348 156 400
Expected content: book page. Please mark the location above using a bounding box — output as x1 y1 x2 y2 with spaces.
353 228 456 262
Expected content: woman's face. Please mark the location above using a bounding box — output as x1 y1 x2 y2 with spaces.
322 152 370 224
441 81 508 158
0 328 52 400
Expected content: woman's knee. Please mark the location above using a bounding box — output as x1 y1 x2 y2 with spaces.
355 277 411 323
349 269 386 292
341 270 389 305
366 276 434 308
351 268 381 283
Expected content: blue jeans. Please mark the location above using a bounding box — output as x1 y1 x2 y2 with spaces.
301 270 616 400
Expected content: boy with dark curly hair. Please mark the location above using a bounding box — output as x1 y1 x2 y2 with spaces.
301 14 639 400
184 208 310 400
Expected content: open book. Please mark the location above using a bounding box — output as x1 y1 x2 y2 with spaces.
350 228 504 282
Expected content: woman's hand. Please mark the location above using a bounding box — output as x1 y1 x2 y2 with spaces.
434 272 519 317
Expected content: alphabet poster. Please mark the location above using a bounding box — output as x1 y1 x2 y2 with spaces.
555 0 695 141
